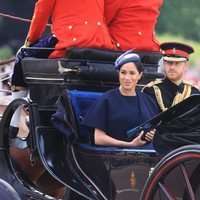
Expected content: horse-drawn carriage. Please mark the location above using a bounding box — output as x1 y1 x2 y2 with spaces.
0 47 200 200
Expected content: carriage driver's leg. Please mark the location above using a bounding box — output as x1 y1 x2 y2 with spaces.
9 59 28 139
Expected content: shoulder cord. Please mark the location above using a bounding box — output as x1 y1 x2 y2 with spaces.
153 84 192 112
153 85 167 112
172 84 192 105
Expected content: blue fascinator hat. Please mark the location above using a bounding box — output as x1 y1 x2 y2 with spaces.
114 49 141 70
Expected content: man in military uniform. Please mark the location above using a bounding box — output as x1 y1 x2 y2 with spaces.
143 42 200 112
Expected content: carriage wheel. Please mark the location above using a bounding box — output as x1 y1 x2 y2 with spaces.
0 98 31 149
0 98 68 199
140 145 200 200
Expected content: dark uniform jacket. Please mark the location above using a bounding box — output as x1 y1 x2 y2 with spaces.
143 78 200 112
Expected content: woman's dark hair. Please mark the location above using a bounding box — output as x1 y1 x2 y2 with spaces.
134 60 144 73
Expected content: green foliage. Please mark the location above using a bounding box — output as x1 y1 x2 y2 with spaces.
0 0 200 62
0 45 13 59
157 33 200 67
157 0 200 42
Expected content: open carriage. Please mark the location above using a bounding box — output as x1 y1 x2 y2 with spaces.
0 47 200 200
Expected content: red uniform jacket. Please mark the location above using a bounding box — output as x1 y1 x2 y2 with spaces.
27 0 115 58
105 0 163 52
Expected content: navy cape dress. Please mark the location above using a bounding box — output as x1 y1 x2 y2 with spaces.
82 88 158 141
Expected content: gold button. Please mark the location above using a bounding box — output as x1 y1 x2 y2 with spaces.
97 22 101 26
116 43 120 48
84 21 88 25
72 37 77 41
68 25 73 30
138 31 142 36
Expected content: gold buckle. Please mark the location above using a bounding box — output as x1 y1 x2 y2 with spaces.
11 85 16 92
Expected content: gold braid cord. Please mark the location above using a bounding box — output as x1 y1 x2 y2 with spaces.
153 85 167 112
153 84 192 112
172 84 191 105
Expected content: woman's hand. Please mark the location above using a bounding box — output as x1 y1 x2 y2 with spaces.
94 128 156 148
143 129 156 142
130 129 156 147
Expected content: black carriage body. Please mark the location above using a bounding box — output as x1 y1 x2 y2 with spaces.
72 144 159 200
21 47 163 105
36 126 160 200
1 47 200 199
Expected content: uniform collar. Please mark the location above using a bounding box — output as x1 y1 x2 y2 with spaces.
163 78 184 93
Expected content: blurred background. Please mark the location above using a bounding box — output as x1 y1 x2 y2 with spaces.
0 0 200 97
156 0 200 87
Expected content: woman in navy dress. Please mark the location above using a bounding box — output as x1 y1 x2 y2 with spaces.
83 50 158 147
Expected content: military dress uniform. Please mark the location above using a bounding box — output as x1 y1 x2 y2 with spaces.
104 0 163 51
142 78 200 112
143 42 200 112
144 42 200 155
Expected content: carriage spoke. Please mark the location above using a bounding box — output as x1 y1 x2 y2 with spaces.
180 163 195 200
158 181 176 200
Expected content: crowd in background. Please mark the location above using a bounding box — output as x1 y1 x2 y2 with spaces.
184 65 200 87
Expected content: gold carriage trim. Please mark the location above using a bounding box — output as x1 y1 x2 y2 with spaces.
130 170 137 189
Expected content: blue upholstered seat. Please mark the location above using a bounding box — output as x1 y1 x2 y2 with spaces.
68 90 103 136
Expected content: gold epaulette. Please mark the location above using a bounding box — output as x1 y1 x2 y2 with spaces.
143 79 163 89
183 80 199 90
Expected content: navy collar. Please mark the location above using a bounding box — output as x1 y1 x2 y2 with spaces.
163 78 184 93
